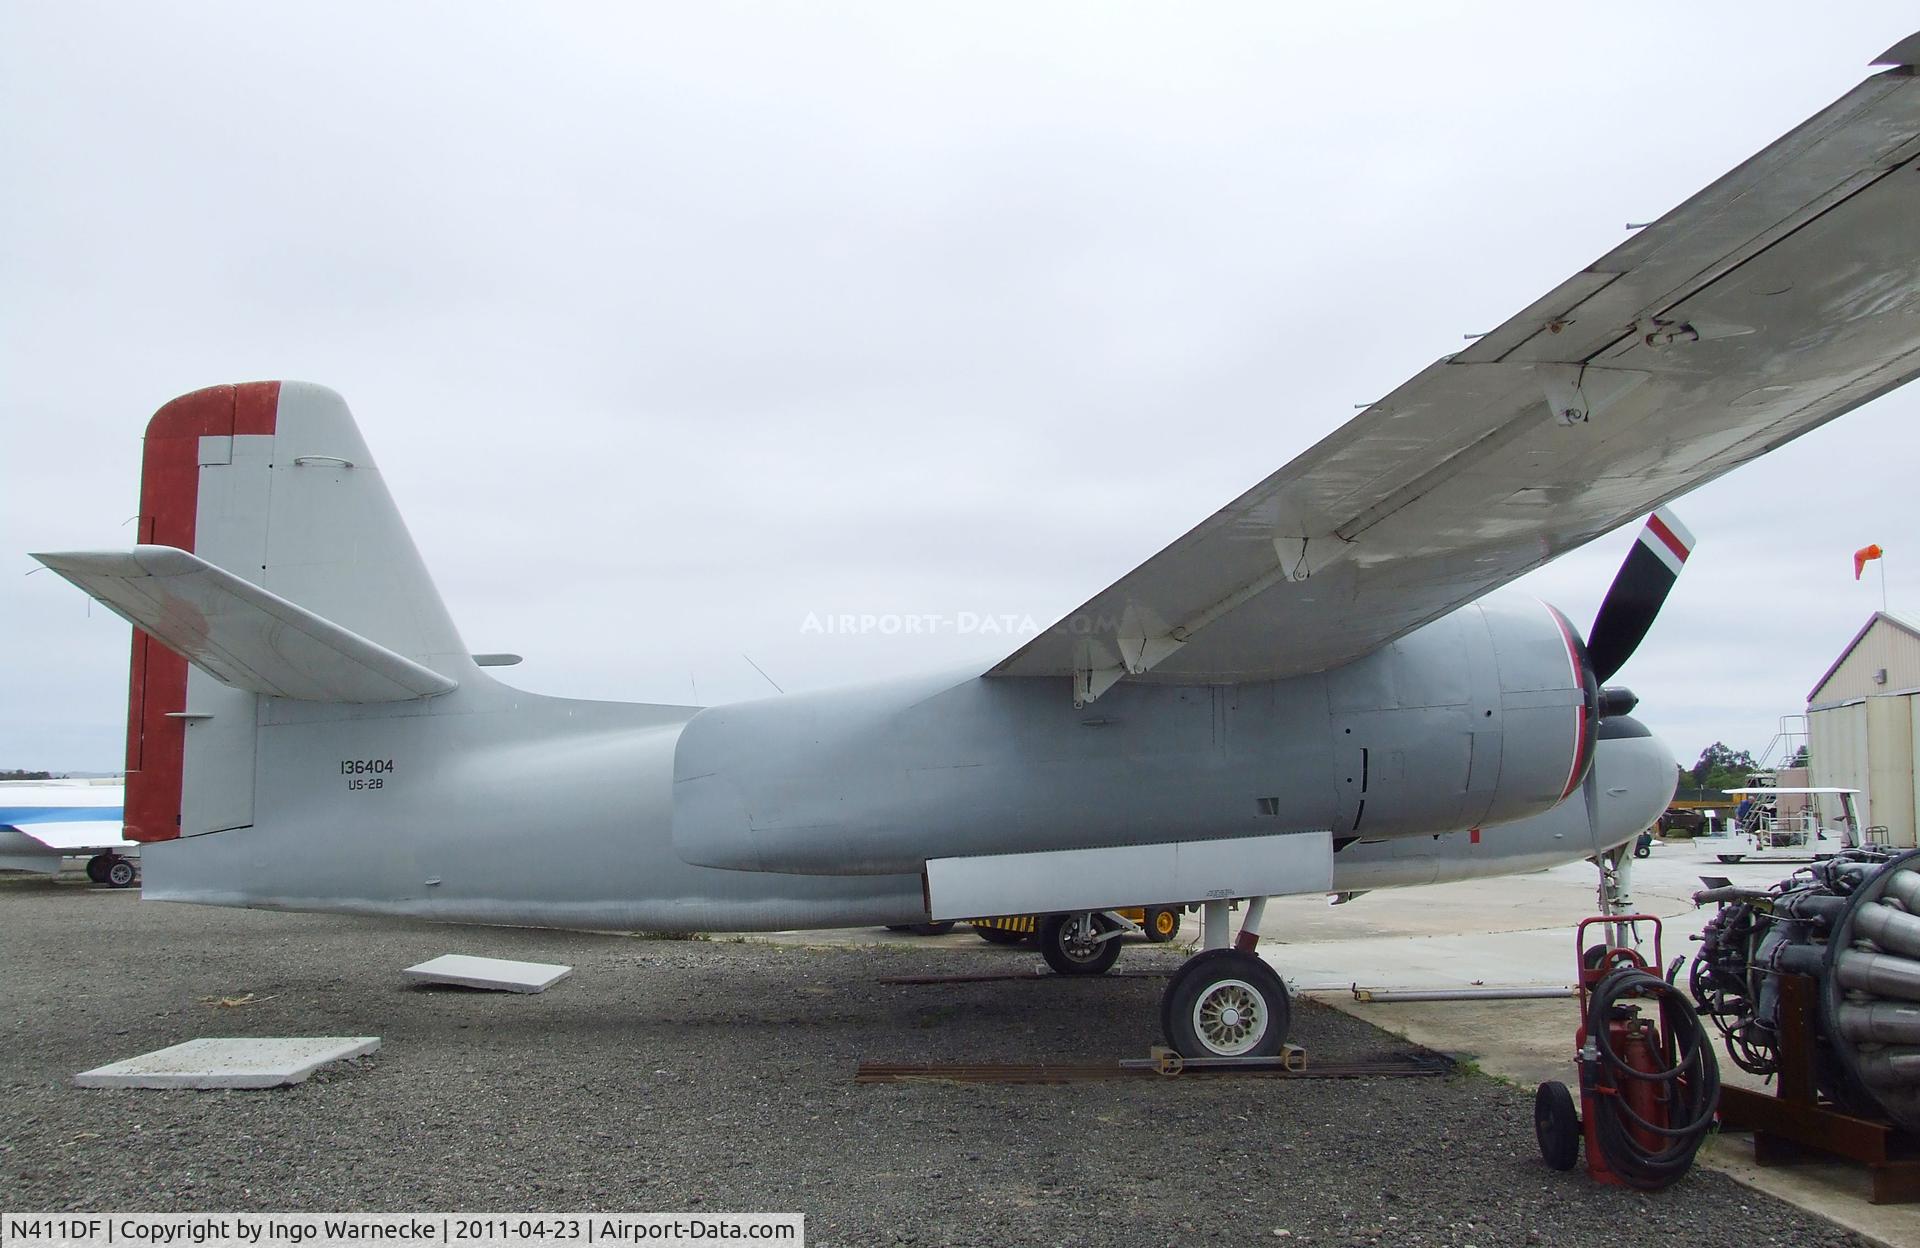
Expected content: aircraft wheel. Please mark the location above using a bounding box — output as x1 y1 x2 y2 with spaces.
1143 907 1181 943
1162 948 1290 1058
1534 1081 1581 1171
85 854 111 884
105 857 137 888
972 923 1030 946
1037 913 1121 976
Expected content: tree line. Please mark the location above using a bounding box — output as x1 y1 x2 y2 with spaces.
1679 741 1808 798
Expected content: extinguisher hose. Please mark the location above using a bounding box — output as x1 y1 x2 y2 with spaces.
1585 965 1722 1191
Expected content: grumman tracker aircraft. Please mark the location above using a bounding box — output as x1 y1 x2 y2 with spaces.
32 33 1920 1060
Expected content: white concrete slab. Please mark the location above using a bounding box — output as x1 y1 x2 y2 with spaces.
404 953 572 993
74 1037 380 1089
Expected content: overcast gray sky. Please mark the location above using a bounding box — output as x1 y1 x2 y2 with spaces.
4 3 1917 774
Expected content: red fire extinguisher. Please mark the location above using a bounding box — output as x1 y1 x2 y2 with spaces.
1536 916 1721 1191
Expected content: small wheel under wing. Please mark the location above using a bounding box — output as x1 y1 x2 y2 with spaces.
1038 913 1121 976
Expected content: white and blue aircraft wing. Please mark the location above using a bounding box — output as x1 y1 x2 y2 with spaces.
0 782 131 872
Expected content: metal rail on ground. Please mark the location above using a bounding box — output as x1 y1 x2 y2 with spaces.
854 1049 1453 1084
875 970 1167 985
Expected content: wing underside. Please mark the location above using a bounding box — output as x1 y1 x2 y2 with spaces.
992 39 1920 702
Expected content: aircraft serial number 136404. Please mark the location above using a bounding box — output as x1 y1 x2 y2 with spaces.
32 32 1920 1058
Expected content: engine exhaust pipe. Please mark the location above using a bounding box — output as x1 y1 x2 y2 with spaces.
1855 1047 1920 1089
1857 901 1920 960
1837 1000 1920 1045
1886 866 1920 914
1836 949 1920 1003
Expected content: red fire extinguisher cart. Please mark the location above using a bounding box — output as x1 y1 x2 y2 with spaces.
1535 914 1721 1190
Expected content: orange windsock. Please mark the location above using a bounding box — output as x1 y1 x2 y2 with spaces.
1855 544 1884 580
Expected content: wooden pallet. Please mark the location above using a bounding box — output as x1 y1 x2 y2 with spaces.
1715 974 1920 1205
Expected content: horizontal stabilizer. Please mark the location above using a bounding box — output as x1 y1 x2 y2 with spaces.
32 546 458 703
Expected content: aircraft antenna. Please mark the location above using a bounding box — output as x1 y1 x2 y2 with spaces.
741 653 785 695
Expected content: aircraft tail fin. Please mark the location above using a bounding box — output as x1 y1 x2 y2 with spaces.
41 381 476 841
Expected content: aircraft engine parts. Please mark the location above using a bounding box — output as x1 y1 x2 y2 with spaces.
1690 848 1920 1131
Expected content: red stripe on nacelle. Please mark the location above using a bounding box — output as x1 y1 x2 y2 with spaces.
1645 513 1691 564
122 382 279 843
1546 605 1592 803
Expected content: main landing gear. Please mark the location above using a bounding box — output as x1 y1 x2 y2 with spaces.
85 852 137 888
1162 897 1291 1058
1037 912 1126 975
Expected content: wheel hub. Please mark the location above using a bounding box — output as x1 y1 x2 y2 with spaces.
1194 978 1268 1055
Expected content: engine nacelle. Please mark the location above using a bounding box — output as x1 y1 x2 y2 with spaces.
1319 595 1590 840
672 592 1596 875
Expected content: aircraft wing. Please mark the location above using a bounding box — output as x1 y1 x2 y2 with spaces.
1 821 132 852
991 35 1920 704
0 784 130 852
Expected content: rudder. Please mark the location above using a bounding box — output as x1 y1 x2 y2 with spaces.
120 381 471 841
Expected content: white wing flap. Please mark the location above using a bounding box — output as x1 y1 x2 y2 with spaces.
32 546 458 703
7 821 132 852
993 49 1920 697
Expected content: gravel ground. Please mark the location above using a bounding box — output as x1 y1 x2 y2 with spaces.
0 877 1871 1248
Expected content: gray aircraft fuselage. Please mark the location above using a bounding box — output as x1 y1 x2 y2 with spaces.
142 591 1674 930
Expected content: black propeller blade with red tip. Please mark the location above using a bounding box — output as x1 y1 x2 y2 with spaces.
1574 507 1694 863
1586 508 1695 685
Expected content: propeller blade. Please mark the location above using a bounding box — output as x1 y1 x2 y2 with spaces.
1586 508 1694 684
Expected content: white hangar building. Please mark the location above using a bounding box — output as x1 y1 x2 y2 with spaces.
1806 612 1920 849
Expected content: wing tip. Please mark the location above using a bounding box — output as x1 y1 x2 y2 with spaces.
1872 32 1920 70
32 546 198 579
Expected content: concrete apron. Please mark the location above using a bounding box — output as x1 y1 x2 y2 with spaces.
1259 845 1913 1247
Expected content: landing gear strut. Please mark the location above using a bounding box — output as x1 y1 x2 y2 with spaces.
1594 840 1641 955
1161 897 1291 1058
